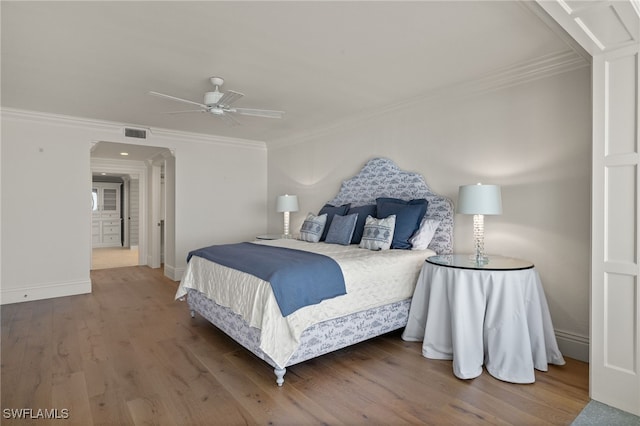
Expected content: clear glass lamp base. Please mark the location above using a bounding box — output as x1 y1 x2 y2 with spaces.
472 214 487 266
470 253 489 266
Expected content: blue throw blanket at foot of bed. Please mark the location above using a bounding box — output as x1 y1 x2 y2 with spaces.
187 242 346 316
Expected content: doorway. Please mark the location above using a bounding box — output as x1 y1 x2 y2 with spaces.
91 247 139 269
90 175 139 269
90 141 174 273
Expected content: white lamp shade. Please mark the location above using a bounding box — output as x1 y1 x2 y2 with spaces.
457 184 502 215
276 194 299 212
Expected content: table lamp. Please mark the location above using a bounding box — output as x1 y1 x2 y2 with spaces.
276 194 299 238
457 183 502 264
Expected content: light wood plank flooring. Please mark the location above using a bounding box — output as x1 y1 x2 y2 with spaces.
91 247 139 270
1 266 589 425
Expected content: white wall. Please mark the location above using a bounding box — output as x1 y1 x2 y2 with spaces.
1 113 94 303
0 110 267 303
173 133 268 273
267 67 592 361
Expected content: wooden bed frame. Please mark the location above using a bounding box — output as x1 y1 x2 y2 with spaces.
185 158 454 385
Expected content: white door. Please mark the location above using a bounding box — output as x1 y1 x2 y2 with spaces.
535 0 640 415
591 45 640 416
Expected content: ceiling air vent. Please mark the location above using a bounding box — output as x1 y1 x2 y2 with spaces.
124 128 147 139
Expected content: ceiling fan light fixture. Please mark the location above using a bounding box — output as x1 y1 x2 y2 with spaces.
150 75 284 125
204 90 223 106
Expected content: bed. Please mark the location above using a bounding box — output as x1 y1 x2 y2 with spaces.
176 157 454 385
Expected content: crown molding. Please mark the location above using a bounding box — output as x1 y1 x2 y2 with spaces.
2 107 119 133
536 0 640 55
520 1 592 62
269 50 589 150
463 50 589 95
151 126 266 151
1 108 266 151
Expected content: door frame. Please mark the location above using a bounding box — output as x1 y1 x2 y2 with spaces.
91 158 148 267
147 159 163 269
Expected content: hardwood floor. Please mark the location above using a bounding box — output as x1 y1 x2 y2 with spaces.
1 266 589 425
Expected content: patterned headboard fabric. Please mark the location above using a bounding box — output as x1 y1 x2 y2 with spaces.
327 157 454 254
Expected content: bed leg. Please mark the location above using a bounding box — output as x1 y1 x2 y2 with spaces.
190 310 196 318
274 367 286 386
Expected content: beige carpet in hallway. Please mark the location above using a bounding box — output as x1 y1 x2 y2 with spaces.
92 247 139 269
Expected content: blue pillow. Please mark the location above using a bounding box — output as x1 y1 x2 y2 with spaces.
347 204 377 244
318 203 350 241
376 198 428 249
325 213 358 245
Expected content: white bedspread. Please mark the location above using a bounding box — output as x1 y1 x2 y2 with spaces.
176 239 434 367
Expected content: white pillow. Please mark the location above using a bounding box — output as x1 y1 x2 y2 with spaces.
299 213 327 243
409 218 440 250
359 215 396 251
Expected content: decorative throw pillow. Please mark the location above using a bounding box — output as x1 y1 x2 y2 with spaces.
299 213 327 243
318 203 351 241
347 204 377 244
359 215 396 251
376 198 428 249
325 213 358 245
409 218 440 250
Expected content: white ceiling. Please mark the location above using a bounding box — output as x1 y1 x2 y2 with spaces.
2 1 579 148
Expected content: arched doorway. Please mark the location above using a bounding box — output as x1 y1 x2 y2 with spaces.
90 141 174 272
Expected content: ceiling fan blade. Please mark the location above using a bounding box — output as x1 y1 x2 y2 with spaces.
149 91 207 108
163 109 206 114
217 111 241 126
232 107 285 119
217 90 244 107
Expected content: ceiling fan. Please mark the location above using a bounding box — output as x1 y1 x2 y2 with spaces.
149 76 284 125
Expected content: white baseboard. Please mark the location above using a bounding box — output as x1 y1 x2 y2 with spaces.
555 329 589 362
164 264 184 281
163 264 181 281
1 279 92 305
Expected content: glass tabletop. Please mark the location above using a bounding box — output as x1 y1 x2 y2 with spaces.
255 234 284 240
427 254 534 271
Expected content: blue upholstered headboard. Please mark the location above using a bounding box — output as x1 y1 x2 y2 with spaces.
326 158 454 254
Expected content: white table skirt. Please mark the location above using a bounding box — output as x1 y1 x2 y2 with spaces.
402 262 565 383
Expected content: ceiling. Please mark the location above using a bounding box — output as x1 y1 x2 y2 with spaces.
2 1 580 147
